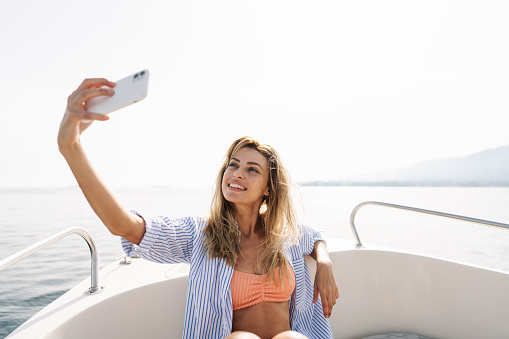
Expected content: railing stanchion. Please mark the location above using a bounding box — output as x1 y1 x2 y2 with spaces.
0 227 104 295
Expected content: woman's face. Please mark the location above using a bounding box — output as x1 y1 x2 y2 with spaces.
222 147 270 207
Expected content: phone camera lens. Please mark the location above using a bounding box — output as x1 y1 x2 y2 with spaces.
134 73 139 79
140 71 145 76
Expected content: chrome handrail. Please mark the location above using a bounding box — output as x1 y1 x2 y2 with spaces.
350 201 509 248
0 227 104 295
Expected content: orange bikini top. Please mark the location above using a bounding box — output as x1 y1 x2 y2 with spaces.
231 265 296 311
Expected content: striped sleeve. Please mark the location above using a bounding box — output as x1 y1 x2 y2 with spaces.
299 224 325 256
121 210 199 264
289 224 333 338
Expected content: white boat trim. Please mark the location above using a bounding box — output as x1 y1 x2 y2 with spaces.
4 202 509 338
6 237 509 339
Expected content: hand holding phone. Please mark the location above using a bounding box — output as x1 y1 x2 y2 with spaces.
82 70 149 122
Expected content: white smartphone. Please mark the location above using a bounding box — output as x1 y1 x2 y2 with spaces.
84 69 149 120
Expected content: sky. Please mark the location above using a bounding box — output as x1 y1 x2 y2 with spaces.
1 0 508 188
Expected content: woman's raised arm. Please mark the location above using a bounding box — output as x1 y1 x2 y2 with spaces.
58 78 146 245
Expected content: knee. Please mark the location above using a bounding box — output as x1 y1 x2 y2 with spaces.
226 331 262 339
272 330 308 339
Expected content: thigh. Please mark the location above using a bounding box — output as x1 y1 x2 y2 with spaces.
226 331 262 339
272 330 308 339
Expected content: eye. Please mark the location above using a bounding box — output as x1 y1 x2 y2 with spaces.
249 167 259 173
228 162 238 168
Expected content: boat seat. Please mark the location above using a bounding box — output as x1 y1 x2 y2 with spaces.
362 334 430 339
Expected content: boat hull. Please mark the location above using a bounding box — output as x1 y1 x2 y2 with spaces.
7 242 509 339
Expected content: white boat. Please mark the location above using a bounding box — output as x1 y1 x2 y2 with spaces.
2 201 509 339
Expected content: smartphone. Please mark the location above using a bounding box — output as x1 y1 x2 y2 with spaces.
84 69 150 118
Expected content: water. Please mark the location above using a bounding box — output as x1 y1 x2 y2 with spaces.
1 186 508 338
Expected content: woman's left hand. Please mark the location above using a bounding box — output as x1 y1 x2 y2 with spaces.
311 242 339 318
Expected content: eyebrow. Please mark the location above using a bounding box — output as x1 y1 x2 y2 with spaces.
230 157 264 170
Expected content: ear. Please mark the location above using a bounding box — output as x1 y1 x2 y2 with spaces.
263 187 270 198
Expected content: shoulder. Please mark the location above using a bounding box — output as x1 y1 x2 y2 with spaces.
131 211 208 238
286 223 324 257
292 223 321 241
157 215 207 228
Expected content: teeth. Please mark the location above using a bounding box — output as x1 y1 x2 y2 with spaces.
229 183 246 190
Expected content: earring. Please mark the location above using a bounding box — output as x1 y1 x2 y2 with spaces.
260 199 268 214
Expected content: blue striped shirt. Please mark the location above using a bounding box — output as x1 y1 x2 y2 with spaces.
121 211 333 339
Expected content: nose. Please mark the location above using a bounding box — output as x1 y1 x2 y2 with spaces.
233 167 244 179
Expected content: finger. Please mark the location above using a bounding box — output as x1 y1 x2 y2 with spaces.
312 285 319 304
319 287 335 315
76 78 116 92
322 298 330 318
331 286 338 303
69 78 115 106
67 87 115 112
327 295 335 315
328 293 335 307
66 108 110 122
78 87 115 105
322 293 334 311
82 112 110 122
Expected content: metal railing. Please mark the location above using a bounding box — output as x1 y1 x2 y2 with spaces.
0 227 104 295
350 201 509 248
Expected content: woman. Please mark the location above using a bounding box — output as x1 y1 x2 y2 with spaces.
58 78 339 339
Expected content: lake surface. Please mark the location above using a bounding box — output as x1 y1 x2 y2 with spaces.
1 186 508 338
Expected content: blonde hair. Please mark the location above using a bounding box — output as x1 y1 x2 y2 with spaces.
204 136 298 282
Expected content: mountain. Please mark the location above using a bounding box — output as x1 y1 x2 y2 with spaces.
304 145 509 186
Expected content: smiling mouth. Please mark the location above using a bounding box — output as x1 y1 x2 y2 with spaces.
229 183 247 191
